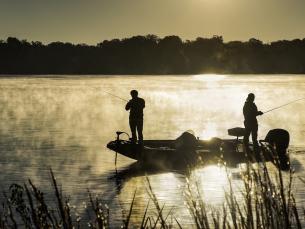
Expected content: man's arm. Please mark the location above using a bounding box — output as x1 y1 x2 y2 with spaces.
252 103 263 116
254 105 263 115
142 99 145 109
125 101 131 110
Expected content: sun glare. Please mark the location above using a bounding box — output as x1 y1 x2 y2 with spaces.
192 74 227 82
200 122 218 140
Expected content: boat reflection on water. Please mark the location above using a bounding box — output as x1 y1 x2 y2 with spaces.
108 145 283 197
109 161 186 193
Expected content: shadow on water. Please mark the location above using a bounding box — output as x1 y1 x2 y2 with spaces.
106 149 291 195
108 161 190 193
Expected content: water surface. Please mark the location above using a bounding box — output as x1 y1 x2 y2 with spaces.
0 75 304 227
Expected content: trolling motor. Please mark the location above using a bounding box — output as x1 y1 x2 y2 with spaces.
113 131 130 166
116 131 130 141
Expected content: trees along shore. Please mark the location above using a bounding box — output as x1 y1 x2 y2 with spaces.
0 35 305 74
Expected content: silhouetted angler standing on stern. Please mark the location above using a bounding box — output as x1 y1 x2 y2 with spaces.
125 90 145 144
243 93 263 152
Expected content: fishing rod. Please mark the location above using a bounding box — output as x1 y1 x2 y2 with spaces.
103 90 128 102
263 97 305 114
88 86 128 102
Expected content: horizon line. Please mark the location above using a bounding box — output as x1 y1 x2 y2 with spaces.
2 34 305 46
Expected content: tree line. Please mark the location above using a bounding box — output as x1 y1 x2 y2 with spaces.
0 35 305 74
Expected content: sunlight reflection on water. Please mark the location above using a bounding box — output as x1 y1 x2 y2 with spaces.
191 165 229 205
0 74 304 227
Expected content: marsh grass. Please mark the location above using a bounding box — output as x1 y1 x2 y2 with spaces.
0 161 304 228
185 153 304 229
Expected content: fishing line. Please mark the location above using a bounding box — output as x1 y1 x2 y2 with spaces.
102 90 128 102
263 97 305 114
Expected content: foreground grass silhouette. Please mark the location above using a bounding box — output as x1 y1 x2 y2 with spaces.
0 159 304 228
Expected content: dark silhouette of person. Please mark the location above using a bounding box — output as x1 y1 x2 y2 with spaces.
243 93 263 151
125 90 145 144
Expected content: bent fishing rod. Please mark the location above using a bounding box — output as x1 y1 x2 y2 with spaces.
263 97 305 114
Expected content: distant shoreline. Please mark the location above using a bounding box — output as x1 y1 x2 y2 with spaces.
1 35 305 75
0 73 305 77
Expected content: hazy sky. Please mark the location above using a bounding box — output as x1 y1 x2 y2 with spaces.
1 0 305 44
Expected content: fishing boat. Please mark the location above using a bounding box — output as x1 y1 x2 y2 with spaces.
107 128 290 170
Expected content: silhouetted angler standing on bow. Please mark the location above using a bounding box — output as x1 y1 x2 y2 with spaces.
243 93 263 151
125 90 145 144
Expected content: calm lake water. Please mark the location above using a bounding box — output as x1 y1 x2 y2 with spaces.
0 75 304 227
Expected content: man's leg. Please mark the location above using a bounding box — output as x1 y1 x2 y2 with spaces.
137 118 143 144
129 118 137 142
252 125 259 152
243 125 251 153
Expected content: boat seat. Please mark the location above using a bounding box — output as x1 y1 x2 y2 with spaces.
228 127 245 139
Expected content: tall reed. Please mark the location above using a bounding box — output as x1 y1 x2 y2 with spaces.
185 157 303 229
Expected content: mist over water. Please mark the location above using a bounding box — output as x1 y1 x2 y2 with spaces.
0 75 304 226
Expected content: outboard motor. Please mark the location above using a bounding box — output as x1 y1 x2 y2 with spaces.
265 129 290 170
